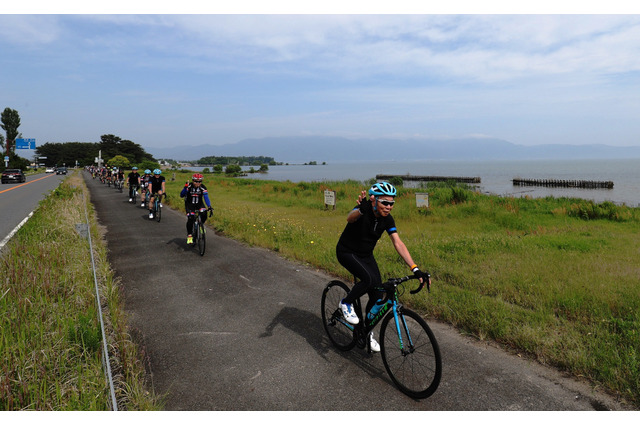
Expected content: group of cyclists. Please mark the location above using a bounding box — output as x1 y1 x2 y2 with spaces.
89 165 125 188
87 163 429 353
88 165 213 244
123 167 167 219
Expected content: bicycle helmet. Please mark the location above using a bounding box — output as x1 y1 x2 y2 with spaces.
144 169 151 174
192 173 203 182
153 169 161 175
368 181 397 197
132 166 138 170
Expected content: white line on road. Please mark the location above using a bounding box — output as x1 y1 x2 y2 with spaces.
0 211 34 252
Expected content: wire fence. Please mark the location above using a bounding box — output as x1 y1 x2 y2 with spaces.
82 192 118 411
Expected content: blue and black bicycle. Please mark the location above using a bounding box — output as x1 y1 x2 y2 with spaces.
321 275 442 399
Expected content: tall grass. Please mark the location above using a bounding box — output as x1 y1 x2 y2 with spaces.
0 172 161 410
165 173 640 407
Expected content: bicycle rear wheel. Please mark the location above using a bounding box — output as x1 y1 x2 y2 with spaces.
380 308 441 399
197 223 206 256
321 281 356 351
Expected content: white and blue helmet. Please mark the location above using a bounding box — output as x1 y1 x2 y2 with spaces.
368 181 397 197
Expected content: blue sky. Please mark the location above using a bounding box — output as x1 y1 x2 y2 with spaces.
2 4 640 153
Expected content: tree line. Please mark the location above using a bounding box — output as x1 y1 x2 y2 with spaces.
195 155 276 166
36 134 157 169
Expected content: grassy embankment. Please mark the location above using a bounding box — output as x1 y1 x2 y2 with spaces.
164 171 640 407
0 172 162 410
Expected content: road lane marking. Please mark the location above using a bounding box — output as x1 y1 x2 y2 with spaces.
0 173 57 195
0 211 34 251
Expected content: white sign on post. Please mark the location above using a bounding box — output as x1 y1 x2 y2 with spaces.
324 190 336 210
415 193 429 208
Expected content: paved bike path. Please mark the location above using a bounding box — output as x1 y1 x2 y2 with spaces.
84 172 627 411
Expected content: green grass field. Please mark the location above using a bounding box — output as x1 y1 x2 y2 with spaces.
164 171 640 406
0 173 161 410
3 169 637 409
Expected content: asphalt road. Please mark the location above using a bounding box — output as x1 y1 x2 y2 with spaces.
0 171 66 251
83 171 628 411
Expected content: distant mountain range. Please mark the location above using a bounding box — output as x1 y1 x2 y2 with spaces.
146 136 640 163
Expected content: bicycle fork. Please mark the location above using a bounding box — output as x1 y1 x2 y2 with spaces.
392 303 415 356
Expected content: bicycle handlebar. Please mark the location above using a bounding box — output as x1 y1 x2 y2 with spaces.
379 273 430 304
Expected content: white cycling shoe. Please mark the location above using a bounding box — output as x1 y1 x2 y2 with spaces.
339 299 359 325
368 332 380 353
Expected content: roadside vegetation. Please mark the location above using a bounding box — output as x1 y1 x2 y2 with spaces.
0 172 162 410
163 172 640 407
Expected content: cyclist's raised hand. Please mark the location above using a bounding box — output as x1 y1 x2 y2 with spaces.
356 190 367 205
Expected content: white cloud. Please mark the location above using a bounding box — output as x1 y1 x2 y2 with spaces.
0 15 62 46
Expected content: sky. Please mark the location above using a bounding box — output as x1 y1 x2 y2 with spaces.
2 2 640 155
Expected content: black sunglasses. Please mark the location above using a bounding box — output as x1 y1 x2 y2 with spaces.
378 199 395 206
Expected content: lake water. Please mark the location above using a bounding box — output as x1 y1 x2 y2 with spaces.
191 158 640 206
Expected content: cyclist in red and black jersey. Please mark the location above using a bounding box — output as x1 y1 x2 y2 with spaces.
180 173 213 244
336 181 430 352
140 169 152 207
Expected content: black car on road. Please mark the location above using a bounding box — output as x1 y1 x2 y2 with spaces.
1 169 26 184
56 167 67 175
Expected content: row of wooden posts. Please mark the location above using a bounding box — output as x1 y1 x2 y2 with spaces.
375 174 614 189
512 178 614 189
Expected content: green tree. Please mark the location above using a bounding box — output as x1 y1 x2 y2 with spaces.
99 134 154 164
37 142 97 167
225 164 242 175
1 108 21 154
108 155 131 169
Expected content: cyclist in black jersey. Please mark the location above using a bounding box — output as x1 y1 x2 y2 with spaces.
127 167 140 202
147 169 166 219
336 181 430 352
180 173 213 244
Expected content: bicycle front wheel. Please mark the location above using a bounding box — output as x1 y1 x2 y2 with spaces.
156 202 162 222
197 223 206 256
380 308 441 399
321 281 356 351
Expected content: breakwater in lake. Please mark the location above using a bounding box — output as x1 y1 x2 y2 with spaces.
376 174 481 184
512 178 614 189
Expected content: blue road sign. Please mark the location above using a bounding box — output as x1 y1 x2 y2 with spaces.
15 138 36 149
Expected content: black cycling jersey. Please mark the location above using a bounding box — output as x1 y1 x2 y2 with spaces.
149 175 166 193
337 199 397 257
127 172 140 185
